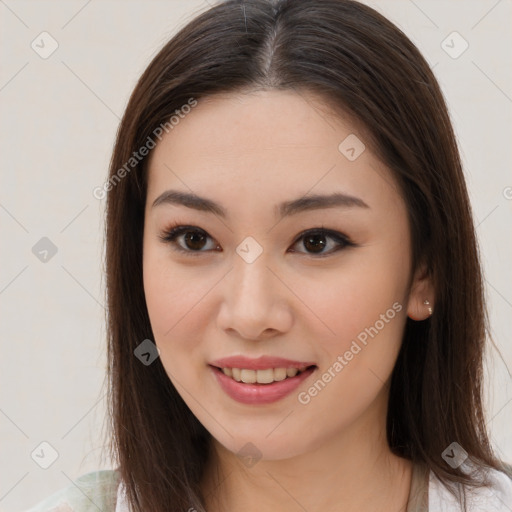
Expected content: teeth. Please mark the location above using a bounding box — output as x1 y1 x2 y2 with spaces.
220 366 310 384
286 368 298 377
240 369 257 383
273 368 287 381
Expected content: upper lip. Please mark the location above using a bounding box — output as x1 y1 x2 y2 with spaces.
209 356 316 370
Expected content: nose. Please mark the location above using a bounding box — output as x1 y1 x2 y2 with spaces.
216 251 293 341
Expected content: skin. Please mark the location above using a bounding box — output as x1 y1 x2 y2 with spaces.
142 89 434 512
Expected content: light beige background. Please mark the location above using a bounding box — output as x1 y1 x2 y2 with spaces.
1 1 511 510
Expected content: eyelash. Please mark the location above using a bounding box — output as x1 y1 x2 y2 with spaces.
158 223 355 258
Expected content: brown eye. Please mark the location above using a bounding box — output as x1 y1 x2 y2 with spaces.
303 233 328 253
182 230 208 250
290 229 352 256
159 225 353 258
159 225 218 254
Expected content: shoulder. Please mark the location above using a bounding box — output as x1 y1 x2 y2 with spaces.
429 461 512 511
24 469 120 512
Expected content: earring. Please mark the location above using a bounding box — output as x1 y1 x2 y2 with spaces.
423 299 433 316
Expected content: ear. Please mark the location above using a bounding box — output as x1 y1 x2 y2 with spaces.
406 263 435 321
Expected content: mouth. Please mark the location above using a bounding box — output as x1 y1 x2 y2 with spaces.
210 364 317 384
208 355 318 404
209 363 318 404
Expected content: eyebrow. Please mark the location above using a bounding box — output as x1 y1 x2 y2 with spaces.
151 189 369 218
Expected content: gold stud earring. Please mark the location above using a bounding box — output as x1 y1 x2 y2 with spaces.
423 299 433 316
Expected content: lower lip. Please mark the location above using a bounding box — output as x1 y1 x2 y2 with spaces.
210 365 316 404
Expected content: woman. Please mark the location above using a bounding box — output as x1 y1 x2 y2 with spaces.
26 0 512 511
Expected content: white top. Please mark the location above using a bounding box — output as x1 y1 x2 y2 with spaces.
428 467 512 511
114 464 512 511
24 462 512 511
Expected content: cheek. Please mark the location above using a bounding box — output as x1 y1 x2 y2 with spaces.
142 246 217 365
290 259 408 427
143 260 182 338
295 249 409 367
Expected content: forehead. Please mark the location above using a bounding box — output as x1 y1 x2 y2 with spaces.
149 89 361 165
145 89 401 216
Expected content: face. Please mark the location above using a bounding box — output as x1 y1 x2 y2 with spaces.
142 89 431 461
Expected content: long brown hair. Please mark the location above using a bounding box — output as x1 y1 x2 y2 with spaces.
102 1 507 510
